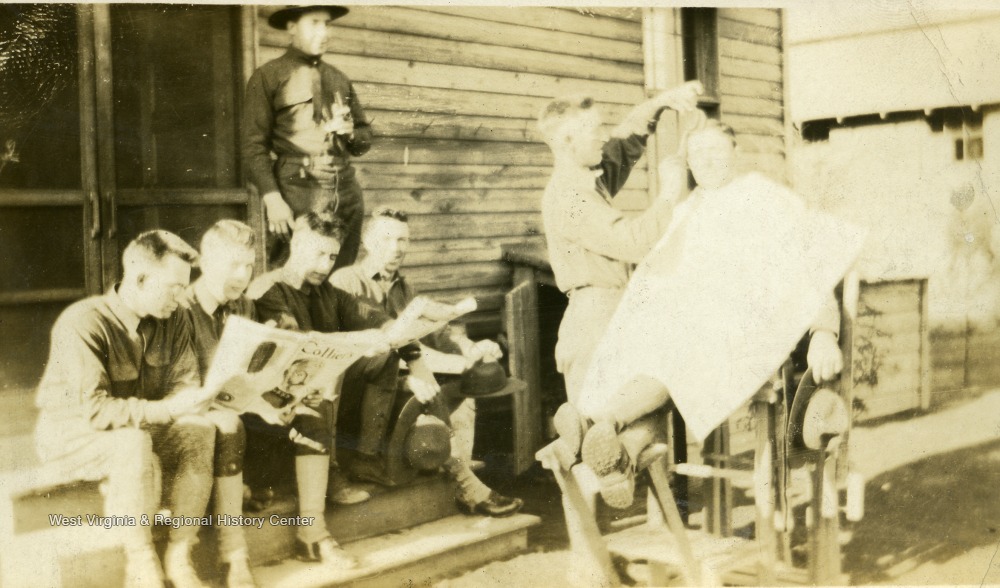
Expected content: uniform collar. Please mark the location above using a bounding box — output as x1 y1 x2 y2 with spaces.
360 256 400 286
285 45 324 67
280 265 314 294
106 285 143 335
192 279 222 316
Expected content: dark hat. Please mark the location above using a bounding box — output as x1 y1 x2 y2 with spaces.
789 369 849 450
268 5 349 30
404 414 452 471
460 360 508 397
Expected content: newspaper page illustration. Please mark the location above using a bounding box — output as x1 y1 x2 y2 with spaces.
204 316 382 425
577 172 869 442
204 297 477 424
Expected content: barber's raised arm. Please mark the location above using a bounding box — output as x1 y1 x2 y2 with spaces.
611 82 703 140
550 187 673 264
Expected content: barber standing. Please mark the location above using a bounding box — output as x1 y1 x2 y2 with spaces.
243 5 372 268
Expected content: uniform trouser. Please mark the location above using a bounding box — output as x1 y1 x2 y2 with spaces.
555 287 624 406
35 422 157 553
269 161 364 270
337 351 399 456
148 416 217 545
35 415 215 547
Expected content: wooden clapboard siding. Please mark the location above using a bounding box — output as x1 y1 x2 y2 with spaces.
260 27 644 85
567 7 643 22
852 280 928 421
418 6 643 43
717 8 786 181
253 7 795 337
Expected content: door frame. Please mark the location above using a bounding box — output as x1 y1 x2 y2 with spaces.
90 3 264 290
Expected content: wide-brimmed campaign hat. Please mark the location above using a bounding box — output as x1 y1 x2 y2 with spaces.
268 5 349 30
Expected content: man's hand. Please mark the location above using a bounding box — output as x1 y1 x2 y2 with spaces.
807 330 844 383
163 387 217 419
406 374 441 404
475 339 503 361
455 337 503 369
657 155 688 201
263 191 293 237
301 391 323 410
615 81 704 139
654 81 704 114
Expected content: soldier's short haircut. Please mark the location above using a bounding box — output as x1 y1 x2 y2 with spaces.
200 219 256 253
363 206 410 243
293 210 345 242
537 94 595 146
122 230 198 273
692 119 738 146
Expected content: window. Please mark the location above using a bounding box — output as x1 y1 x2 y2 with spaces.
930 107 983 162
681 7 720 110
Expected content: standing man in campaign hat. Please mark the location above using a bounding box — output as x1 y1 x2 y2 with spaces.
244 5 373 269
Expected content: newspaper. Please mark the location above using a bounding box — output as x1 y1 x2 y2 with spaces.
204 316 381 425
204 296 477 424
382 296 477 348
576 172 868 442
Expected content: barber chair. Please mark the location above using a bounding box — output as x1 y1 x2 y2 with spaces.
537 276 865 586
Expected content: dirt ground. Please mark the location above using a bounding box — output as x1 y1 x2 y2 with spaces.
441 389 1000 586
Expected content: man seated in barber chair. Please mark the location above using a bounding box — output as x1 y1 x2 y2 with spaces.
553 121 847 510
330 206 524 517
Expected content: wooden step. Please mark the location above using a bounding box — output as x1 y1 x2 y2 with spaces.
198 472 461 566
252 513 540 588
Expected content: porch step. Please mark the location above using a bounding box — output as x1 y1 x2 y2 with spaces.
252 513 540 588
199 472 462 567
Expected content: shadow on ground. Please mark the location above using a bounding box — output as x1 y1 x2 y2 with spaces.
844 436 1000 585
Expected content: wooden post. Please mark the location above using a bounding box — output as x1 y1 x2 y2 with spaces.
918 279 932 410
753 399 778 586
642 7 685 205
505 268 542 475
648 457 702 586
536 446 619 586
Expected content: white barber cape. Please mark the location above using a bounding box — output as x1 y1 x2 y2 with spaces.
576 172 867 442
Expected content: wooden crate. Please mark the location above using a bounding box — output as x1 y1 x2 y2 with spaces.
850 278 930 422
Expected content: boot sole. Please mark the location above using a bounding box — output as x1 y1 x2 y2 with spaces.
581 422 636 509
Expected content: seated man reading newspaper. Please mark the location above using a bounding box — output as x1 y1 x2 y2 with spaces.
330 206 523 517
33 231 217 588
176 219 260 588
233 211 471 564
553 120 862 509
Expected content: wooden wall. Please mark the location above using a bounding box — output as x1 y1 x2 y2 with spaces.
716 8 787 182
256 6 651 335
255 7 788 337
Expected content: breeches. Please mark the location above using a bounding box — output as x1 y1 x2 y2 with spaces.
269 166 364 270
555 287 623 405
